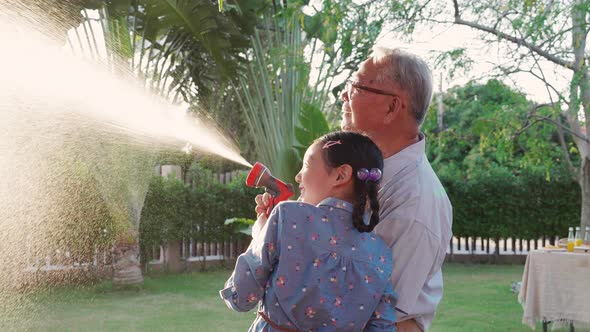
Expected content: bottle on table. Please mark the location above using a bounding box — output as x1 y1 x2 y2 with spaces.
575 226 583 247
567 227 575 252
584 226 590 245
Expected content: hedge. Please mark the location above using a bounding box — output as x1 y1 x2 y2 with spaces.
139 166 581 256
442 168 580 240
139 170 260 257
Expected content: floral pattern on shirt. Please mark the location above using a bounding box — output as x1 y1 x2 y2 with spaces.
220 198 397 332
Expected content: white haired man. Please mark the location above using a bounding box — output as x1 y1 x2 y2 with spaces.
341 47 453 332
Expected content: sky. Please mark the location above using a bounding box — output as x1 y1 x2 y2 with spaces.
303 0 572 105
376 23 570 104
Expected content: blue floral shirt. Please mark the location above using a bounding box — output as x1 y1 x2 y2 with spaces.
220 197 397 332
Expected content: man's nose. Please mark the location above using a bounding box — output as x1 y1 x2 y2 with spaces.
340 88 349 102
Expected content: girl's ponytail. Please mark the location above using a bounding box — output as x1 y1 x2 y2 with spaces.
317 131 384 233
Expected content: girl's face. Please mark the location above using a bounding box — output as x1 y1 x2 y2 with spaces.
295 143 335 205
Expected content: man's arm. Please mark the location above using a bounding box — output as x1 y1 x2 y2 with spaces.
377 219 444 330
396 319 422 332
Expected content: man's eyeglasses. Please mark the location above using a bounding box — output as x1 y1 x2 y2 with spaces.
345 80 397 97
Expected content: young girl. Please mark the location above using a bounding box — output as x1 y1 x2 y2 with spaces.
220 131 396 332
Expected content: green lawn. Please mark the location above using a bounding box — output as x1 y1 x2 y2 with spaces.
1 263 587 331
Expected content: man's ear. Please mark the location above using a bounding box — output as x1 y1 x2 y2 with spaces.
333 164 353 186
385 96 404 124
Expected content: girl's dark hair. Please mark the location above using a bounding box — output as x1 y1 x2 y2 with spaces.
316 131 384 232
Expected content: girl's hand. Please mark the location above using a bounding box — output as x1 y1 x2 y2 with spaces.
254 193 273 219
252 193 272 239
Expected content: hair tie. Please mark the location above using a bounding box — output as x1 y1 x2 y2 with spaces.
356 168 382 182
322 140 342 149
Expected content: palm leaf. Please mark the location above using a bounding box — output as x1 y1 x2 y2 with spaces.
234 14 306 183
294 102 330 158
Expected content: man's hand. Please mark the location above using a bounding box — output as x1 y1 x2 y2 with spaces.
396 319 422 332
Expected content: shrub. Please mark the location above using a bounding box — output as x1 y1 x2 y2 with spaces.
441 168 580 240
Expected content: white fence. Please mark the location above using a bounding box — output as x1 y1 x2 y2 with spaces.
447 236 559 256
24 247 113 273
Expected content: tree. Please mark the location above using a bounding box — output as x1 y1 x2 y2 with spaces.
235 0 387 182
62 0 264 101
421 79 580 242
423 79 575 179
386 0 590 232
107 0 264 161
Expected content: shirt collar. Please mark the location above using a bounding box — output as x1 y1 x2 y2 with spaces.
383 132 426 178
317 197 354 213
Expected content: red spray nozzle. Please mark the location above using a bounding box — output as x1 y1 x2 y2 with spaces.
246 162 294 208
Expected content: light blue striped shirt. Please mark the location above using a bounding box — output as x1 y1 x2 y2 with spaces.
375 134 453 331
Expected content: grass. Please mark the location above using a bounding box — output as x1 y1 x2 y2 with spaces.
431 264 583 332
432 264 525 331
1 263 587 331
1 268 254 332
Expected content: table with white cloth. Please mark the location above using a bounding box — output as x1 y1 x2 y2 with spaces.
519 250 590 331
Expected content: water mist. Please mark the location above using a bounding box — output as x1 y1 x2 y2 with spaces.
0 5 251 327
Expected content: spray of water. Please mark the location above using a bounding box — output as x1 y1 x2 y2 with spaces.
1 19 251 167
0 4 252 327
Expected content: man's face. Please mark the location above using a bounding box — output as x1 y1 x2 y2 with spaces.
340 59 398 134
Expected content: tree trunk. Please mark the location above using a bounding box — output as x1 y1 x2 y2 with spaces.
571 0 590 236
437 73 444 132
112 241 143 287
580 158 590 237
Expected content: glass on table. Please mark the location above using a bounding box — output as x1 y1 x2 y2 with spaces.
567 227 575 252
575 226 583 247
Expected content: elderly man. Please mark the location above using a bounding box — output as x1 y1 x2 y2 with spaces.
341 47 453 332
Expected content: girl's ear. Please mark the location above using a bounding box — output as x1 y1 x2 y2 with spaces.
333 164 353 186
